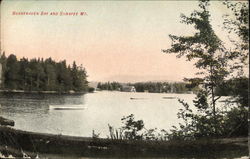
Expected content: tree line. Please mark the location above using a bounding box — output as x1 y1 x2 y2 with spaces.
0 53 89 93
97 81 200 93
132 82 199 93
97 82 122 91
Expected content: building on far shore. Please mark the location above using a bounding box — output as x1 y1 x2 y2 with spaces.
121 86 136 92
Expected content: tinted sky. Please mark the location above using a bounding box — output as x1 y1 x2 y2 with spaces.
0 1 241 82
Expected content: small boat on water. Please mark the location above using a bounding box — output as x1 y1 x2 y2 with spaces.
162 97 176 99
130 97 147 100
49 105 86 110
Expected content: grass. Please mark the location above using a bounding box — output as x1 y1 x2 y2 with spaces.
0 126 248 158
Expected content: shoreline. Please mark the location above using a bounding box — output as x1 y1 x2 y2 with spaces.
0 89 86 95
0 126 248 158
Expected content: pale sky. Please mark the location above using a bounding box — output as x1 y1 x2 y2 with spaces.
0 0 243 82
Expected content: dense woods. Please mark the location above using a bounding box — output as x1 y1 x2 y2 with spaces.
97 82 122 91
133 82 199 93
0 53 89 92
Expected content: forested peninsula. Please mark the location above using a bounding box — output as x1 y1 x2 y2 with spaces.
0 53 89 93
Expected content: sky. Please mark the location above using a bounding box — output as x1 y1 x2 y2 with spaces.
0 0 244 82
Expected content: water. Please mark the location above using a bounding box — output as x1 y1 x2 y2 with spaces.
0 91 197 137
0 92 247 159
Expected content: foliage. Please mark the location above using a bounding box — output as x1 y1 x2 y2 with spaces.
162 0 248 139
92 130 100 139
97 82 122 91
121 114 144 140
221 107 248 137
133 82 194 93
97 81 199 93
108 114 171 141
143 128 169 141
108 124 124 140
87 87 95 93
0 53 88 92
170 98 248 140
163 0 221 133
223 1 249 58
108 114 144 140
215 77 248 108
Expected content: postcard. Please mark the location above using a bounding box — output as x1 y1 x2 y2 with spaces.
0 0 248 158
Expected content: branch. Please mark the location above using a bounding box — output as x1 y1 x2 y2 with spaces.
214 96 222 103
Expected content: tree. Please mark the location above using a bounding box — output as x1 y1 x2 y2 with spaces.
56 60 72 92
18 58 29 90
5 54 20 89
222 1 249 106
222 0 249 139
121 114 144 140
162 0 236 136
1 53 89 92
71 61 88 92
223 1 249 76
0 52 7 88
44 58 57 91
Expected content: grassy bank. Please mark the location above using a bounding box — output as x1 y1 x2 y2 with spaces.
0 126 248 158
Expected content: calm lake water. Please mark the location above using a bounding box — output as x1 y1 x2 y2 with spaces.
0 91 247 159
0 91 198 137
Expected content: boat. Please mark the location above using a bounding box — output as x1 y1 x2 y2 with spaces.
49 105 86 110
130 97 146 100
162 97 176 99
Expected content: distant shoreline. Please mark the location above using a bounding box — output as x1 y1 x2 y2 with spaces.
0 90 86 95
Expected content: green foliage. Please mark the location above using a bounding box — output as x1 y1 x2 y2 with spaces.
108 124 124 140
97 82 122 91
108 114 170 141
71 62 88 92
133 82 193 93
108 114 145 140
97 81 199 93
222 107 248 137
171 99 248 139
121 114 144 140
162 0 239 135
87 87 95 93
215 77 248 108
92 130 100 139
163 0 248 139
223 1 249 75
0 53 88 92
4 54 20 89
